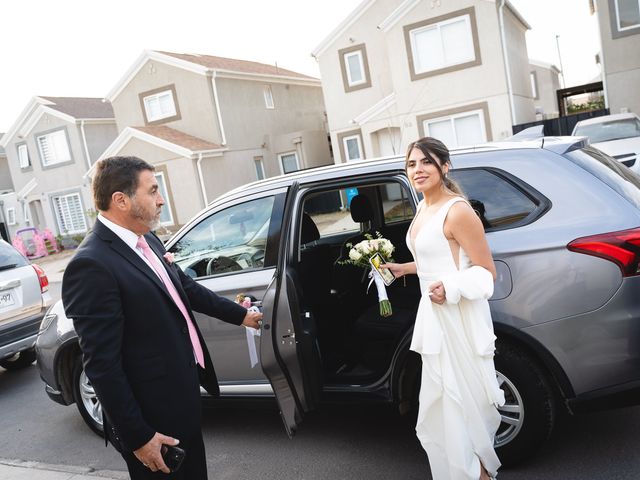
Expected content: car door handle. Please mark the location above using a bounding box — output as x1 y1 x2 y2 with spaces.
0 280 20 291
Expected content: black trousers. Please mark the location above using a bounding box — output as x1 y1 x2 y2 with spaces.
123 432 207 480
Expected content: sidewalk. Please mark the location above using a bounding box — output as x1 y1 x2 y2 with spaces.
0 459 127 480
31 249 76 283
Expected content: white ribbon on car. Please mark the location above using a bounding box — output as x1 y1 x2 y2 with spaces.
245 306 261 368
367 268 389 303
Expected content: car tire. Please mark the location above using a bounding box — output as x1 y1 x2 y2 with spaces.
0 347 37 370
494 341 556 466
72 359 104 437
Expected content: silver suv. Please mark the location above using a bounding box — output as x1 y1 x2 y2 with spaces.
0 239 52 370
36 137 640 466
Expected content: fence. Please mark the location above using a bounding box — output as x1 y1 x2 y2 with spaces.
512 109 610 137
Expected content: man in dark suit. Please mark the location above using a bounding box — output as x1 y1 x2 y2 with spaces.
62 156 261 479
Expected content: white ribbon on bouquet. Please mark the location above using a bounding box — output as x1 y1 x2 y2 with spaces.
367 268 389 303
244 306 261 368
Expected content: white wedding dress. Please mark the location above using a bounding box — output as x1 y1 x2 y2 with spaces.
407 198 505 479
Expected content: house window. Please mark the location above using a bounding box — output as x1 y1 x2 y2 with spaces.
264 86 275 109
52 193 87 234
36 129 72 167
530 72 539 99
343 135 364 161
616 0 640 30
23 203 30 224
142 87 178 123
6 207 16 225
404 7 480 80
17 144 30 169
423 109 486 148
254 157 265 180
339 44 371 92
154 172 174 226
279 152 299 174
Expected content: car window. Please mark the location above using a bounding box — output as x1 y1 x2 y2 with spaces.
566 146 640 209
574 117 640 143
0 241 28 270
303 189 359 238
450 169 540 230
170 196 276 278
302 181 413 240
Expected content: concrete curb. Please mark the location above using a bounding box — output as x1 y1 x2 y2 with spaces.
0 458 128 480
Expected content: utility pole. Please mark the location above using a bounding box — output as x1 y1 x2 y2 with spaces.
556 34 566 88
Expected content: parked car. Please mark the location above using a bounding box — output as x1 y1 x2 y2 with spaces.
1 239 52 370
572 112 640 174
36 137 640 465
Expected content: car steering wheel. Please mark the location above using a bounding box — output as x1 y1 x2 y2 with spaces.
205 256 243 275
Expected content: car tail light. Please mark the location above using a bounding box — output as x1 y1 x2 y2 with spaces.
32 264 49 292
567 227 640 277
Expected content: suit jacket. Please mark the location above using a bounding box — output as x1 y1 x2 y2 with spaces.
62 220 247 452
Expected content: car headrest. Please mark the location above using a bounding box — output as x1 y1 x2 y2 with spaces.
350 195 373 223
301 213 320 244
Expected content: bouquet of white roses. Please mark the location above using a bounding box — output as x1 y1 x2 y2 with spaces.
340 232 395 317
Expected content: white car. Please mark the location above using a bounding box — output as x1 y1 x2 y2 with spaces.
572 113 640 174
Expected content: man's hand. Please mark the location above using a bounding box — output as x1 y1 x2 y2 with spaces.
428 281 446 305
242 309 262 329
133 432 179 473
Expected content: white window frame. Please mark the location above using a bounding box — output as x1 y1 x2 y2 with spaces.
344 50 366 87
278 151 300 174
423 109 487 148
52 192 87 235
143 89 177 122
342 134 364 162
263 86 275 109
17 144 30 168
530 72 539 99
6 207 16 225
36 129 72 167
23 203 30 224
409 14 475 75
154 172 174 226
254 157 266 180
615 0 640 31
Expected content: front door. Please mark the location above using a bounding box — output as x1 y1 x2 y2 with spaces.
260 182 322 436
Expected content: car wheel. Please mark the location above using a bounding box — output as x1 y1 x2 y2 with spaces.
494 341 556 466
0 347 37 370
72 359 104 437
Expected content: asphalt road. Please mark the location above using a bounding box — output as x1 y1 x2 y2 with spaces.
2 282 639 479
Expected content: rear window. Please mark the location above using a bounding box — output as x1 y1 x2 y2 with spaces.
0 241 29 270
566 146 640 209
450 168 544 231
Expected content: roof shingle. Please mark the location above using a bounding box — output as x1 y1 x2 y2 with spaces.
157 51 317 80
132 126 223 152
39 97 114 119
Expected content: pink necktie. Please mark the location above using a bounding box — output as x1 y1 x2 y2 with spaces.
136 236 205 367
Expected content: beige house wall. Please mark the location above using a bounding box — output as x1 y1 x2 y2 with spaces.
530 63 561 117
83 122 119 166
0 155 12 191
319 0 534 163
111 60 221 144
596 0 640 114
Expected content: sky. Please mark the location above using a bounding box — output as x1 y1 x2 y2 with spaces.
0 0 601 133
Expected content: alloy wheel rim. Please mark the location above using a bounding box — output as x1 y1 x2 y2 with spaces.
494 370 524 448
79 369 103 427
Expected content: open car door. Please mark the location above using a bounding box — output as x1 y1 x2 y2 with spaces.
260 181 322 437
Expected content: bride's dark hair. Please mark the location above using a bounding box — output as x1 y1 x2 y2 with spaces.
405 137 464 197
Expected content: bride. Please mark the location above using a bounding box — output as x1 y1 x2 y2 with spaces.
382 137 505 479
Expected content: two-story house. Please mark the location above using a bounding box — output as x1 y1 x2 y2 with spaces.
312 0 536 163
99 50 332 231
593 0 640 115
0 97 117 240
529 60 561 119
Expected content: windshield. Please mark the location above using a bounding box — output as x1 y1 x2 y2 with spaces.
574 117 640 143
0 241 29 270
566 146 640 210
